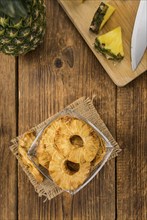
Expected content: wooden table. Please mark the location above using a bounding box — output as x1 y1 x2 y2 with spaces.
0 1 146 220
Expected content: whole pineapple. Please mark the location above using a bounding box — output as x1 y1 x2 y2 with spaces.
0 0 46 56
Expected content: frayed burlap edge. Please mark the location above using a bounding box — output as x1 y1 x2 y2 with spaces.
10 97 121 200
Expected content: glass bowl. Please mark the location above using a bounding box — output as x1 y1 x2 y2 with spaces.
28 108 114 195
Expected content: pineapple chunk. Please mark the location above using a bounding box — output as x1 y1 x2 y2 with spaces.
100 3 115 29
94 27 124 61
90 2 115 34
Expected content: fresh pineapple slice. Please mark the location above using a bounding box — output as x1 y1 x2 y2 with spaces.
90 2 115 34
94 27 124 61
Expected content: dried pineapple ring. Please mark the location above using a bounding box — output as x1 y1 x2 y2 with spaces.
55 116 100 163
49 151 90 190
36 120 61 168
18 132 43 183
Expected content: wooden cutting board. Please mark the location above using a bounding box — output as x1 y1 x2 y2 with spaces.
58 0 147 86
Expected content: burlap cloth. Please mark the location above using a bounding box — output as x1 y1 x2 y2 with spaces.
10 97 121 200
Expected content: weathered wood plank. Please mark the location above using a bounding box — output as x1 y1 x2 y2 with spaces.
70 53 117 220
116 72 147 220
0 55 17 220
18 0 116 219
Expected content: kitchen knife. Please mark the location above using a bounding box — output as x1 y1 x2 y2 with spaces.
131 0 147 71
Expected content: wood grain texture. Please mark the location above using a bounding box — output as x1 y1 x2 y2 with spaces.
116 72 147 220
58 0 147 86
0 55 17 220
18 0 116 219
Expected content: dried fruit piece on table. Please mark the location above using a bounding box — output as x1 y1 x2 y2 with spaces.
90 2 115 34
54 116 99 163
0 0 46 56
94 26 124 61
49 151 90 190
18 132 43 183
35 120 61 169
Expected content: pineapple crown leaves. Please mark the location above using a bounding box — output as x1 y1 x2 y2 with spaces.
0 0 28 18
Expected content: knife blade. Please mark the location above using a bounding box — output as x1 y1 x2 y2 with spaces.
131 0 147 71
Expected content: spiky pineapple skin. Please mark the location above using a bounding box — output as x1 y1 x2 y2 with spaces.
0 0 46 56
89 2 108 34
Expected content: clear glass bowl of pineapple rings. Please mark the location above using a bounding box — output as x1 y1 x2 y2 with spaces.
28 108 114 194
